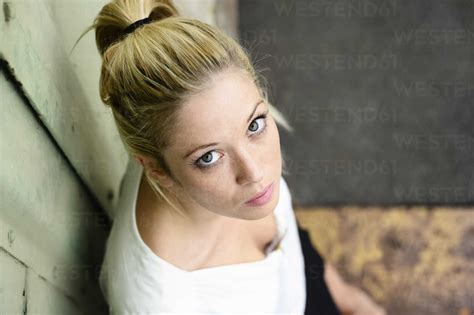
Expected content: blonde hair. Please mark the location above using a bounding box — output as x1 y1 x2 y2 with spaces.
73 0 294 218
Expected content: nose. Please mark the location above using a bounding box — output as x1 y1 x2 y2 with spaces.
235 149 264 186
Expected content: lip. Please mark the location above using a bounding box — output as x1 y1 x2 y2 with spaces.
245 182 274 206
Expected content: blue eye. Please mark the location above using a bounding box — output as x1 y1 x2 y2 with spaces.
248 114 268 134
194 151 221 169
191 111 269 170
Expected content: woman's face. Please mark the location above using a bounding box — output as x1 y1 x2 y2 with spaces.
161 67 282 222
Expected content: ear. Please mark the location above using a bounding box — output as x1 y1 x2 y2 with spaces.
133 154 175 189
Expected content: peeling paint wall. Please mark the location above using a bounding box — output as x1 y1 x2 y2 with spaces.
0 0 236 312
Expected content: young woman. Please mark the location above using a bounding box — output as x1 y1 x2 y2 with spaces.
80 0 387 313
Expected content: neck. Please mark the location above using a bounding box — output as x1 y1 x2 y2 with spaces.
140 175 243 242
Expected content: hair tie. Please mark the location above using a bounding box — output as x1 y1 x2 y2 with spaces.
123 17 152 35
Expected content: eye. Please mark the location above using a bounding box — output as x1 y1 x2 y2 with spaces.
191 110 269 170
192 151 222 170
248 112 268 136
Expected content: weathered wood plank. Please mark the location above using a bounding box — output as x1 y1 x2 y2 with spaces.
0 0 128 220
0 249 26 314
0 68 108 312
26 269 83 315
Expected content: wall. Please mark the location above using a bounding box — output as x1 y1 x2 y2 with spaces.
238 0 473 206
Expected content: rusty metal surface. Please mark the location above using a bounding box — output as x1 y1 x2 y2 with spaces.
295 207 474 315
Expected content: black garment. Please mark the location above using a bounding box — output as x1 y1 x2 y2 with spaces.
297 221 341 315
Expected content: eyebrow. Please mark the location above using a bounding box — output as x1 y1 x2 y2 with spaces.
183 99 264 159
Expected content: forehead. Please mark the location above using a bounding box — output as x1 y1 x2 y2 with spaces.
173 69 262 146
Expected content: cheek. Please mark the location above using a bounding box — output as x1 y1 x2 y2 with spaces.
265 119 283 175
266 119 282 157
191 187 235 214
186 176 230 206
174 158 232 206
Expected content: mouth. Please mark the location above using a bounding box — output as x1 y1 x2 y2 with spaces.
245 182 274 205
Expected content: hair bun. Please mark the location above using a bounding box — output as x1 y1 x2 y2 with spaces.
148 0 179 21
92 0 179 57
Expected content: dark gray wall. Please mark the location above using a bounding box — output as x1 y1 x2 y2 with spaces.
238 0 474 206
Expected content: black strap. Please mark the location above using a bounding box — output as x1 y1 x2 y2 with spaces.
123 17 152 35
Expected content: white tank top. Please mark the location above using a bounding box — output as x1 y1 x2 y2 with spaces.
99 158 306 314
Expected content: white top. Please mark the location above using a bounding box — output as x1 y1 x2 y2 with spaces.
99 158 306 314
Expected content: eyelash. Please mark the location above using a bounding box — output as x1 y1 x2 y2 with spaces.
190 110 269 170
